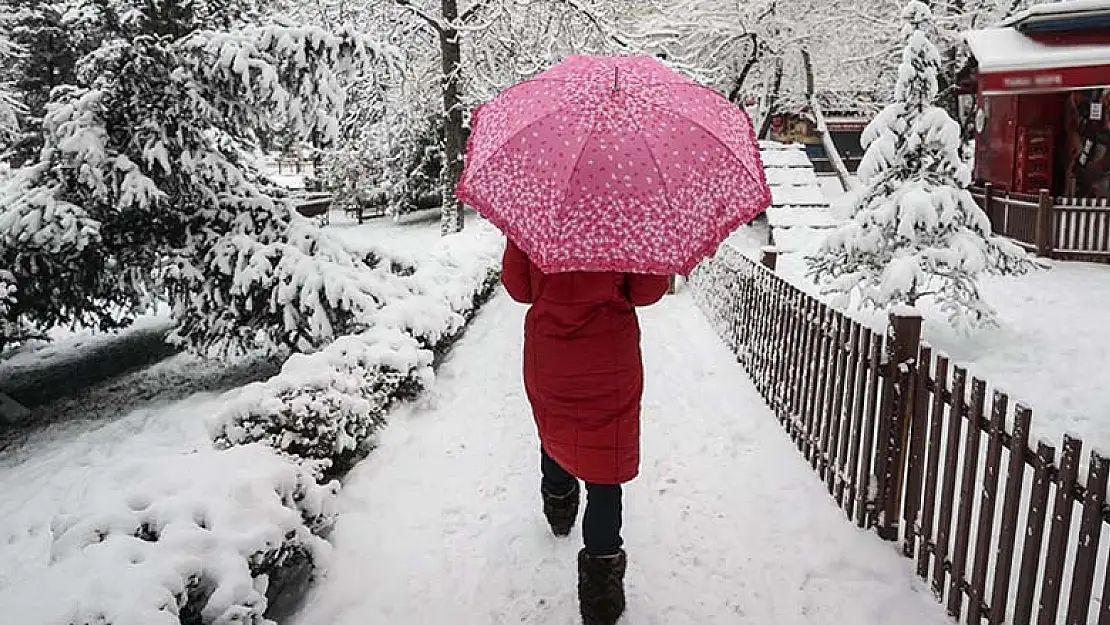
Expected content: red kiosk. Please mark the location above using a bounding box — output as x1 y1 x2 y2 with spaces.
964 0 1110 261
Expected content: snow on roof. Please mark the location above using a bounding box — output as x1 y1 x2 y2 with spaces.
1000 0 1110 28
964 26 1110 72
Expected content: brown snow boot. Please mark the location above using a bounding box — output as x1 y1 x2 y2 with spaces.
577 548 626 625
541 484 579 536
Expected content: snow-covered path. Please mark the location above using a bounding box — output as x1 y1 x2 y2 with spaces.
293 291 950 625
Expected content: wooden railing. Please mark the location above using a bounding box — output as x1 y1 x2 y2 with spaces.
689 245 1109 625
971 184 1110 263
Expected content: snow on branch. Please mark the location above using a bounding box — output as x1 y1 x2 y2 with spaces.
0 34 22 142
177 24 400 145
0 23 403 354
209 222 503 475
394 0 446 33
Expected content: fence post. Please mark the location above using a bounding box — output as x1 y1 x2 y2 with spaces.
983 182 995 232
760 246 779 271
1035 188 1054 258
875 307 924 541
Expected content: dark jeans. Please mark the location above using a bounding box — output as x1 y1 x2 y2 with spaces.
541 446 623 556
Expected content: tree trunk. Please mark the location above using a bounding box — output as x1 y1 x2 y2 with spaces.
726 34 759 105
439 0 465 235
803 49 857 193
801 48 815 100
756 58 784 140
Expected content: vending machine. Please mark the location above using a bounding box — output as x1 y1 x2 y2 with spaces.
1013 126 1054 194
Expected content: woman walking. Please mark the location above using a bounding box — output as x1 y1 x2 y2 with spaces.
501 239 669 624
456 54 770 624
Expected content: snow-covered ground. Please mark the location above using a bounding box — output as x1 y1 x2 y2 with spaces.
292 291 949 625
0 216 490 622
326 209 444 256
0 389 216 590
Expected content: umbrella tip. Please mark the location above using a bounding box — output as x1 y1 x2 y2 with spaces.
613 66 620 92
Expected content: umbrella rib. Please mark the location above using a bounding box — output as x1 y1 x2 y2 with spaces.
557 110 603 224
622 109 683 244
467 97 586 178
665 85 766 188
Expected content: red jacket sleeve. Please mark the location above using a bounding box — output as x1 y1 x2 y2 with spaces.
626 274 670 307
501 240 533 304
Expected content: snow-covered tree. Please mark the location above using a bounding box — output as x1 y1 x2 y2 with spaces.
832 0 1060 127
806 1 1036 331
0 1 83 165
632 0 793 104
630 0 901 136
0 0 264 166
0 29 21 147
273 0 634 234
0 24 400 355
396 0 634 234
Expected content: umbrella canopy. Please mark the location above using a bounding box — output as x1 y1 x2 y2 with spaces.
457 54 771 276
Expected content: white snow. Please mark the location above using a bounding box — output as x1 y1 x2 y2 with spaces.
0 441 336 625
965 27 1110 74
759 142 830 210
0 393 216 591
771 184 829 207
769 224 830 255
763 166 821 187
758 141 814 168
765 206 839 229
326 210 449 263
291 292 949 625
0 217 503 624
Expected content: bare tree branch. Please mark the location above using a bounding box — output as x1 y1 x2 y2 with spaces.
459 0 494 23
547 0 631 48
394 0 444 33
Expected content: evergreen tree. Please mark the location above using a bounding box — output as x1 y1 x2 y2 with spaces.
0 27 20 146
806 1 1036 332
1 1 83 165
0 25 396 355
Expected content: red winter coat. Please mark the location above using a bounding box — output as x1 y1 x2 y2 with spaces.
501 241 670 485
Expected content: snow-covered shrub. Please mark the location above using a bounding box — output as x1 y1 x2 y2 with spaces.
805 1 1035 332
210 223 503 475
212 329 434 478
0 444 337 625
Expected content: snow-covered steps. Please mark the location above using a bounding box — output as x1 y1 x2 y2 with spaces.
291 293 950 625
759 141 829 210
758 141 839 254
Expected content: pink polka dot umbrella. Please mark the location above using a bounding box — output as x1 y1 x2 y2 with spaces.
456 54 771 276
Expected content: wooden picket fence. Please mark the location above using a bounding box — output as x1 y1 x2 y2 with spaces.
688 245 1109 625
970 184 1110 264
